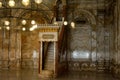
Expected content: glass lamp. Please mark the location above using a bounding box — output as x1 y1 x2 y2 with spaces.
31 20 36 25
71 22 75 28
6 26 10 30
22 0 30 6
4 21 10 26
22 20 27 25
0 2 2 8
64 21 68 25
35 0 42 4
29 27 34 31
32 24 37 29
8 0 15 7
22 27 26 31
0 27 2 30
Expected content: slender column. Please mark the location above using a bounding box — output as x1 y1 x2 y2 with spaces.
38 41 40 73
54 41 58 77
39 41 43 73
118 0 120 64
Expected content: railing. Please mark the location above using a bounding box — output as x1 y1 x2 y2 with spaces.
37 24 61 28
57 22 67 75
58 23 65 52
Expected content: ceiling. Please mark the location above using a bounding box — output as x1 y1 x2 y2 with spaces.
0 0 115 29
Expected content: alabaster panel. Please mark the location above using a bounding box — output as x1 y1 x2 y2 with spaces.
91 49 97 61
91 31 97 61
9 48 16 60
22 32 39 56
70 26 91 61
2 49 9 60
10 33 16 48
97 27 106 59
0 32 21 69
1 60 8 68
8 60 19 69
21 59 34 69
21 59 39 69
21 31 39 69
96 27 111 61
92 38 96 46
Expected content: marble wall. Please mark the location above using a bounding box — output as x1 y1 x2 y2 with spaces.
67 0 112 71
111 0 120 77
0 30 21 69
0 30 40 69
68 25 97 71
69 25 92 61
21 31 39 69
68 25 111 71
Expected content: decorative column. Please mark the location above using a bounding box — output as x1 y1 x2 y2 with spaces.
38 41 41 73
118 0 120 64
54 41 58 77
40 41 43 73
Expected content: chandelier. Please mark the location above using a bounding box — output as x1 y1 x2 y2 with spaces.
0 0 43 31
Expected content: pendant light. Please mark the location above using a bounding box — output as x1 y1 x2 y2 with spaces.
22 0 30 6
0 2 2 8
22 20 27 25
35 0 42 4
64 21 68 25
8 0 15 7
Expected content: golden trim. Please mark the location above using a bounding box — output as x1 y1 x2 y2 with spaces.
38 28 59 32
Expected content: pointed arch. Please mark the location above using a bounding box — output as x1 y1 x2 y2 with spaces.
55 0 66 5
74 9 96 25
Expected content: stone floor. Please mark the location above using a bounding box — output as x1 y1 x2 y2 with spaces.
0 69 119 80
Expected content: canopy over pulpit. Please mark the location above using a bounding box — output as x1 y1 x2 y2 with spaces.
38 24 60 42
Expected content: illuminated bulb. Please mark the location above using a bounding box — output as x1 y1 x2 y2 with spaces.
22 20 27 25
32 24 37 29
64 21 68 25
0 27 1 30
4 21 10 26
29 28 34 31
8 0 15 7
71 22 75 28
35 0 42 4
31 20 36 25
22 0 30 6
0 2 2 8
6 26 10 30
22 27 26 31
